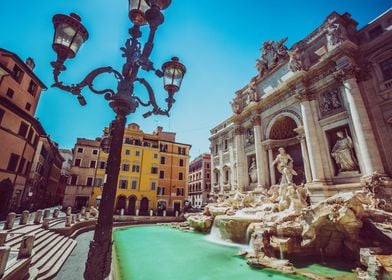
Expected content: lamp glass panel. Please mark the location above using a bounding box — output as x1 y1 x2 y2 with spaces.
54 23 77 48
70 32 85 54
129 0 149 25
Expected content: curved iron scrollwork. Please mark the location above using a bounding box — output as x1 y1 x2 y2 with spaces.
52 66 123 102
134 78 173 117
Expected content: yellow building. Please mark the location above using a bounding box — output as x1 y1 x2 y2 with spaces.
89 123 191 215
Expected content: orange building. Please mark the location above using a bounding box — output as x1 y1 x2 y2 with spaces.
0 48 47 215
156 127 191 215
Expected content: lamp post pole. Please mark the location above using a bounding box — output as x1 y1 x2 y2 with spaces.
48 1 186 279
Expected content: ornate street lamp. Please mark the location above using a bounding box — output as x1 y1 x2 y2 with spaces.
49 1 186 279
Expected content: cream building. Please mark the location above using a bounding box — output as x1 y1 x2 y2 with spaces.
210 9 392 202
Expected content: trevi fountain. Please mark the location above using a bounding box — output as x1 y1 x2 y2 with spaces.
179 146 392 280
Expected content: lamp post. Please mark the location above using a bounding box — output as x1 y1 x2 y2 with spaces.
49 1 186 279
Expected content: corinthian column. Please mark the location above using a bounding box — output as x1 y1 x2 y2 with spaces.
297 88 325 182
267 146 276 185
251 114 267 188
335 66 384 175
295 126 312 183
234 123 246 191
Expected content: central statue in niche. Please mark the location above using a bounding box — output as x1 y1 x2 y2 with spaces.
331 131 358 173
272 147 297 185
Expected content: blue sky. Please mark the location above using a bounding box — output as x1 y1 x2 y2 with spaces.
1 1 391 158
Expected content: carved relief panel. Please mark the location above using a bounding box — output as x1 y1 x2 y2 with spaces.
318 87 345 117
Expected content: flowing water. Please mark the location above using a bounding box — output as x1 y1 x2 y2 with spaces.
113 226 356 280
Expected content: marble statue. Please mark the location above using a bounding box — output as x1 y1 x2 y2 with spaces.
256 55 268 77
256 38 289 77
230 96 242 114
272 147 297 185
288 47 303 72
246 128 254 145
326 19 345 46
331 131 358 172
248 78 260 102
248 157 258 184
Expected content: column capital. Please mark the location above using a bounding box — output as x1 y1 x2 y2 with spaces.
295 87 315 102
251 114 262 127
333 63 360 83
234 124 244 135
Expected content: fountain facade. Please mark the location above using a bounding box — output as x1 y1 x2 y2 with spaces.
186 150 392 279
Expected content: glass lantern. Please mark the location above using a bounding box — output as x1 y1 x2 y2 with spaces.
162 57 186 94
129 0 149 25
52 13 89 60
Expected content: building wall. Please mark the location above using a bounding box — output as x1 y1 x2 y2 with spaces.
0 48 46 214
81 124 191 215
188 154 211 207
63 138 100 209
158 140 190 214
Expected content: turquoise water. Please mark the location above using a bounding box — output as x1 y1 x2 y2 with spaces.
113 226 355 280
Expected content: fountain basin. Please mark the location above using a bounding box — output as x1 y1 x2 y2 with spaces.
113 225 356 280
214 215 261 244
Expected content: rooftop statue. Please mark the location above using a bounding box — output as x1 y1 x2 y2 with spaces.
256 38 289 77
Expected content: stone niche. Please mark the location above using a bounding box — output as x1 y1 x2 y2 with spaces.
247 154 257 190
326 125 361 178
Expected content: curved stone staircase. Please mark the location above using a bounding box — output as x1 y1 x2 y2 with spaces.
2 217 77 280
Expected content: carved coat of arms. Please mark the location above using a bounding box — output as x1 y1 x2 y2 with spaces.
256 37 289 77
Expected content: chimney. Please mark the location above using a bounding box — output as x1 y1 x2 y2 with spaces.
25 57 35 70
156 126 163 134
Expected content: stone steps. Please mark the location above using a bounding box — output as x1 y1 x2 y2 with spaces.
6 227 45 248
30 234 64 264
31 234 68 268
28 234 75 280
36 240 77 280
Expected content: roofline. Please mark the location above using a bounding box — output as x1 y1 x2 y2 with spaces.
0 96 46 135
0 48 47 90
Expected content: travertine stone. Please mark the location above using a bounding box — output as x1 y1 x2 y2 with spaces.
53 208 60 218
42 218 50 229
17 234 35 259
76 213 81 222
71 214 76 224
66 206 72 216
85 212 90 220
65 216 72 227
268 147 276 185
300 100 325 182
34 210 43 224
43 209 51 219
234 124 247 191
3 212 16 230
0 246 10 278
20 210 29 225
253 122 267 187
0 232 7 246
343 77 385 176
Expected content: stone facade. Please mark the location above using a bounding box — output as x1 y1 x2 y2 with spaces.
62 138 101 209
66 124 191 215
24 136 64 209
188 153 211 207
0 48 47 215
210 10 392 202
